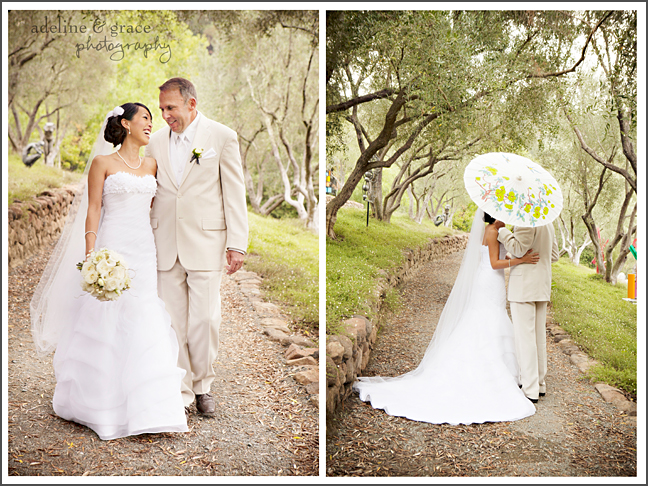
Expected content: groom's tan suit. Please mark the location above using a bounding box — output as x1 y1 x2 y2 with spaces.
146 112 248 407
498 224 559 400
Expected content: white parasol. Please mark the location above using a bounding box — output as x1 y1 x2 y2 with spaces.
464 152 562 227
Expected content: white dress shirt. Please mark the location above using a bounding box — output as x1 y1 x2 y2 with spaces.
169 112 201 186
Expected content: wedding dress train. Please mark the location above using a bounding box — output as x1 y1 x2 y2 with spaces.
354 219 536 425
51 172 187 440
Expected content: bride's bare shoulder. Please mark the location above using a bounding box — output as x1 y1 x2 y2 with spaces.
484 224 499 244
88 154 114 175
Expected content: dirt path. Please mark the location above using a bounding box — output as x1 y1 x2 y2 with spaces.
326 250 637 477
7 242 318 477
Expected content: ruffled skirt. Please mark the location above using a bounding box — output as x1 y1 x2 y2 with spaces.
52 290 188 440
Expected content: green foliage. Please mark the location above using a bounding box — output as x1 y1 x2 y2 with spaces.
10 10 211 172
7 151 83 206
268 202 299 219
243 211 318 336
381 287 402 316
551 259 636 394
579 246 597 269
326 207 453 334
59 116 105 172
452 202 478 232
8 10 115 152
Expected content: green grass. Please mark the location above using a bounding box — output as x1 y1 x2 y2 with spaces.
326 207 454 335
244 211 319 338
551 258 637 395
8 151 83 206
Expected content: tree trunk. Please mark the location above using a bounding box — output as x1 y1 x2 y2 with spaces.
603 188 636 284
574 234 592 266
326 163 368 237
371 167 383 221
407 186 415 220
581 216 605 273
326 90 409 238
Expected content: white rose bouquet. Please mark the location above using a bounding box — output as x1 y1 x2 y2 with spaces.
76 248 131 301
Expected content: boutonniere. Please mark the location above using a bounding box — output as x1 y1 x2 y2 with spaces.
190 148 204 165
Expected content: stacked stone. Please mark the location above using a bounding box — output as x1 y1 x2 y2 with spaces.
547 321 637 417
387 234 469 288
326 315 376 415
8 185 78 269
233 270 319 407
325 234 469 417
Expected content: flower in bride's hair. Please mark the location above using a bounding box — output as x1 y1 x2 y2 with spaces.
107 105 124 119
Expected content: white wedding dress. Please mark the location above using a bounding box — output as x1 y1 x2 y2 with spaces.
51 171 188 440
354 225 536 425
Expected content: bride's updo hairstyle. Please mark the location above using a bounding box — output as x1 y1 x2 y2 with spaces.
483 212 496 224
104 102 153 147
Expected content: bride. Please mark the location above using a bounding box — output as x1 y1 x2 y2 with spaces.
353 207 539 425
30 103 188 440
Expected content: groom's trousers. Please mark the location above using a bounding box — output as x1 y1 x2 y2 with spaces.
157 258 223 407
510 301 548 400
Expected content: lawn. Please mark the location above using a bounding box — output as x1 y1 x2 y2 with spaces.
550 258 637 395
244 211 319 338
326 207 454 335
7 151 83 206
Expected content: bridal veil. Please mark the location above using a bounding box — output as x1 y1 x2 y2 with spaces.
30 109 120 354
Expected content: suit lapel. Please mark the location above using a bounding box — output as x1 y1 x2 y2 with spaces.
179 116 210 188
158 126 178 190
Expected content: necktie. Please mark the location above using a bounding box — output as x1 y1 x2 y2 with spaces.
174 135 187 184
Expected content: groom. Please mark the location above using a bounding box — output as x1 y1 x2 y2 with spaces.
498 223 559 403
147 77 249 415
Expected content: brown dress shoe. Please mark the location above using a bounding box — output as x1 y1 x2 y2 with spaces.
195 393 215 416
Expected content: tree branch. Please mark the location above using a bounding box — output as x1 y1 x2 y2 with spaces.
326 89 395 114
528 11 614 79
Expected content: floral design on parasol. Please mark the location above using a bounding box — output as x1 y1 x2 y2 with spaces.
464 152 563 227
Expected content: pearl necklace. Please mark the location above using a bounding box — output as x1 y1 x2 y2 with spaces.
116 150 142 170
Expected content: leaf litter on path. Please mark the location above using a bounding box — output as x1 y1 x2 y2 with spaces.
326 250 637 477
8 241 318 477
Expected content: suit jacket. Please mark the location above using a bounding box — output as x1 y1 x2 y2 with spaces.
146 114 248 272
497 223 560 302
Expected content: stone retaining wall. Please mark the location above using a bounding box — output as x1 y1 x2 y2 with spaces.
7 185 80 269
326 234 469 417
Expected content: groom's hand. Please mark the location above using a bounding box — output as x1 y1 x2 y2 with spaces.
225 250 245 275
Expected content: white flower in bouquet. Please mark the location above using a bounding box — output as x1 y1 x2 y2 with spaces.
95 258 114 275
83 264 99 284
77 248 131 301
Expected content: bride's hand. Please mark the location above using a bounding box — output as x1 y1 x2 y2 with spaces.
521 249 540 264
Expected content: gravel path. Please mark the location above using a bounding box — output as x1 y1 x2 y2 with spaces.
7 242 318 477
326 250 637 477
